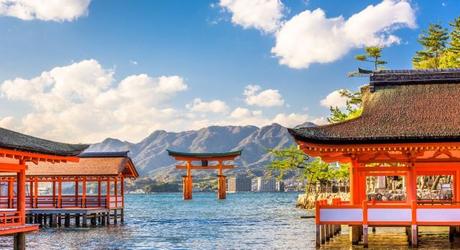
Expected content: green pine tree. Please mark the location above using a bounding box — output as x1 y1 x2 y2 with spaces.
355 46 387 70
449 17 460 54
413 24 449 69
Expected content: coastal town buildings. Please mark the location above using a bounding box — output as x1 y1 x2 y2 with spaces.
227 175 252 192
254 177 284 192
289 69 460 248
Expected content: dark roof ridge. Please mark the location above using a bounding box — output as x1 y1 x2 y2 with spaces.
0 127 89 156
79 151 130 158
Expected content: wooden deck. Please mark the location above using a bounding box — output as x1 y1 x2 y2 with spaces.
0 224 38 236
321 226 460 249
25 207 123 228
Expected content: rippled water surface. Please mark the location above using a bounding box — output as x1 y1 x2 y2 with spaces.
14 193 315 249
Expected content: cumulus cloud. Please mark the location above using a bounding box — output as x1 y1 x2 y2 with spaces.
272 0 416 69
243 85 284 107
219 0 416 69
186 98 229 113
219 0 284 33
0 59 188 142
0 60 324 142
0 0 91 21
320 89 348 108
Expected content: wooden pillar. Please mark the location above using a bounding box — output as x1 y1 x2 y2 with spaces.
57 177 62 208
17 163 26 224
217 175 226 200
217 161 226 199
121 176 124 208
183 161 192 200
98 177 102 207
14 233 26 250
411 200 418 247
33 177 38 208
315 201 321 247
407 160 417 204
456 170 460 203
28 180 33 209
114 177 118 208
74 177 79 207
52 179 56 208
363 200 369 248
106 178 111 208
350 226 360 245
82 177 87 208
350 158 361 205
8 177 14 208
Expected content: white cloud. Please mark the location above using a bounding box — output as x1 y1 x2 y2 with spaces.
320 89 348 108
271 0 416 69
219 0 284 33
0 0 91 21
243 84 284 107
0 59 187 142
272 113 308 127
186 98 229 113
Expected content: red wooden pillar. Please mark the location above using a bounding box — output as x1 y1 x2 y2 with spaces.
121 176 124 208
8 177 14 208
29 179 33 208
183 161 193 200
455 170 460 203
52 178 56 207
407 161 417 204
106 177 111 209
74 177 79 207
350 158 361 205
17 161 26 224
114 177 118 208
98 177 102 207
217 161 226 199
57 177 62 208
82 177 87 208
33 177 38 208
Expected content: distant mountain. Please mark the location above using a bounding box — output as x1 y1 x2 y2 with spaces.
87 123 297 181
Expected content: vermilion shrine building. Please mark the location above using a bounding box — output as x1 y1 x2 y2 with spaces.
0 127 88 249
0 151 138 227
289 69 460 247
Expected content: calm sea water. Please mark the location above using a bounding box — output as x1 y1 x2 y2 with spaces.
11 193 316 249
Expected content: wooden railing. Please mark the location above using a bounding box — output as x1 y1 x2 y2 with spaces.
316 198 460 226
0 211 22 226
0 195 124 209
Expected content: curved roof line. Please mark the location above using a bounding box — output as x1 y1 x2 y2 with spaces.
166 149 242 158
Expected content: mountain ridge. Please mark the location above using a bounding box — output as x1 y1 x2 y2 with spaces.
87 123 296 181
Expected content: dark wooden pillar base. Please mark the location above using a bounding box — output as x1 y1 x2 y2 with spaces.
14 233 25 250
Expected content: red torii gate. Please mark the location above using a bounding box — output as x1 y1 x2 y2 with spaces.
167 150 242 200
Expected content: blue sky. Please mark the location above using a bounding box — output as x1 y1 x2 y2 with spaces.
0 0 458 143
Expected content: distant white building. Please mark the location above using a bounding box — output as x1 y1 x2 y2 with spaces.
227 176 252 192
254 177 284 192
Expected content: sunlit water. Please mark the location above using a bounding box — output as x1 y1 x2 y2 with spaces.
3 193 316 249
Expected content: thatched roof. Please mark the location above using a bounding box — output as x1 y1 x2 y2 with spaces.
289 69 460 144
25 152 138 178
0 127 88 156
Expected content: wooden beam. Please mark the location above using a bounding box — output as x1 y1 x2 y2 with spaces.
175 165 234 170
0 163 25 172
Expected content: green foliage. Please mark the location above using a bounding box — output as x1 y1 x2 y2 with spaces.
267 146 349 194
267 145 311 180
413 23 450 69
327 89 363 124
355 46 387 70
449 17 460 54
